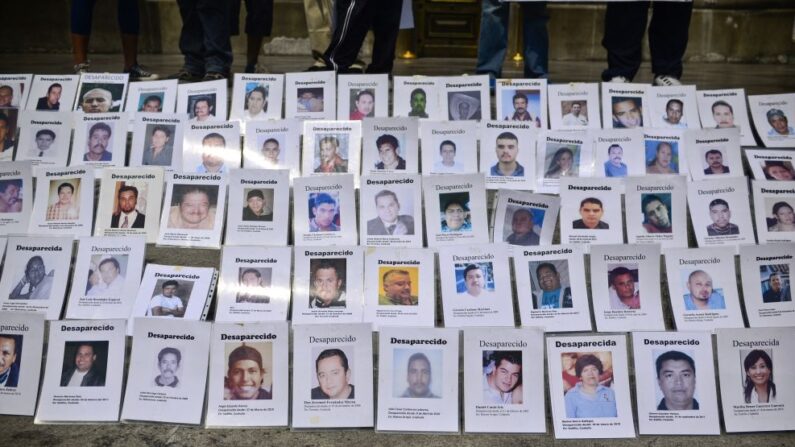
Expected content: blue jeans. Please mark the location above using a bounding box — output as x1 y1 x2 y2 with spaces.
476 0 549 79
177 0 233 74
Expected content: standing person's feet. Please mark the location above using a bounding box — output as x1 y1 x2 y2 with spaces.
167 70 203 83
125 64 160 81
653 75 682 86
74 61 91 74
202 72 228 81
609 76 631 83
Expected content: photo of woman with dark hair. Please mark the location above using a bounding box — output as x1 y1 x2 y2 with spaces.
743 349 776 404
544 147 577 179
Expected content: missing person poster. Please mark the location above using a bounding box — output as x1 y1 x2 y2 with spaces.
302 120 362 181
74 73 129 114
624 175 688 248
664 246 744 331
514 245 592 332
752 180 795 244
392 76 440 120
420 120 478 175
496 78 546 127
0 74 32 109
65 236 146 320
124 79 178 128
463 327 546 433
293 174 357 246
225 168 290 246
69 112 128 168
439 75 490 121
748 93 795 148
35 320 126 423
601 82 649 130
745 148 795 182
360 173 423 247
291 323 374 428
0 312 45 416
376 326 460 433
14 111 72 166
438 243 514 327
120 318 211 425
361 117 419 175
590 243 665 332
178 79 228 122
0 236 73 320
126 264 216 336
229 73 284 127
547 82 599 130
337 73 389 120
29 166 95 238
242 118 301 178
648 85 700 129
684 127 742 181
215 245 292 323
292 246 364 324
95 167 165 243
716 327 795 432
536 130 593 193
696 88 755 147
205 321 289 428
26 74 79 113
285 71 336 120
157 172 227 248
0 161 32 234
362 247 435 329
559 177 624 250
479 120 537 190
738 243 795 328
423 173 489 247
643 128 688 176
492 189 559 248
631 331 720 435
546 334 635 439
129 112 187 171
590 128 645 181
182 120 241 174
687 176 755 250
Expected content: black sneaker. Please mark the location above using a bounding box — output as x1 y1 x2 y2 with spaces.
125 64 159 81
167 69 203 83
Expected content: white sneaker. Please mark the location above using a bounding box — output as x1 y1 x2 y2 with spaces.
609 76 630 83
654 75 682 86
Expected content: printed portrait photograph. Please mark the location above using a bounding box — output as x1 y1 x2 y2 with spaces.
82 120 115 162
349 89 375 120
0 108 19 155
602 143 628 178
60 341 108 387
393 348 442 399
652 349 699 411
85 254 129 296
378 266 419 306
660 98 687 128
502 204 544 246
572 197 609 230
0 334 22 387
645 140 679 174
680 268 726 311
488 131 524 177
500 88 542 127
28 126 61 159
560 100 589 126
366 188 415 236
243 82 270 119
764 198 795 233
372 133 407 171
611 96 643 129
764 108 795 138
224 341 273 400
76 82 124 113
236 267 272 304
439 192 471 232
313 134 349 173
544 143 580 179
454 262 496 298
431 136 465 173
761 160 795 181
146 278 194 318
710 99 738 129
560 351 616 418
187 94 216 121
137 92 165 112
640 193 673 234
759 264 792 303
153 346 182 388
0 81 25 108
608 263 640 310
166 184 219 230
242 188 274 222
46 178 81 221
256 133 285 166
0 178 23 214
307 191 340 232
297 87 324 113
482 350 523 405
308 258 347 308
310 346 355 400
448 91 482 121
407 87 429 119
141 123 176 167
33 81 66 111
701 147 731 175
705 197 739 236
8 253 57 300
738 348 777 404
529 260 572 310
111 180 149 229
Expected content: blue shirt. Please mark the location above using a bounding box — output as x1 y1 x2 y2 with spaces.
490 162 524 177
564 383 617 418
441 220 472 232
604 161 627 177
683 292 726 310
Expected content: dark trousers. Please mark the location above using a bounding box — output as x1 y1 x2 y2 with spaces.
177 0 233 74
71 0 139 35
322 0 403 73
230 0 274 36
601 1 693 81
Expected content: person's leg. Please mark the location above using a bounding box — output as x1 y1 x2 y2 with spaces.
322 0 372 71
475 0 510 80
244 0 273 69
648 1 693 79
176 0 207 76
195 0 233 75
117 0 140 70
365 0 402 74
70 0 96 68
519 1 549 78
304 0 334 64
601 1 650 81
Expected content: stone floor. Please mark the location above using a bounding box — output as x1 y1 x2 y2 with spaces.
0 54 794 445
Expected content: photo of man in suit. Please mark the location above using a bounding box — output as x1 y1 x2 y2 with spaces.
110 185 145 228
366 190 414 236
